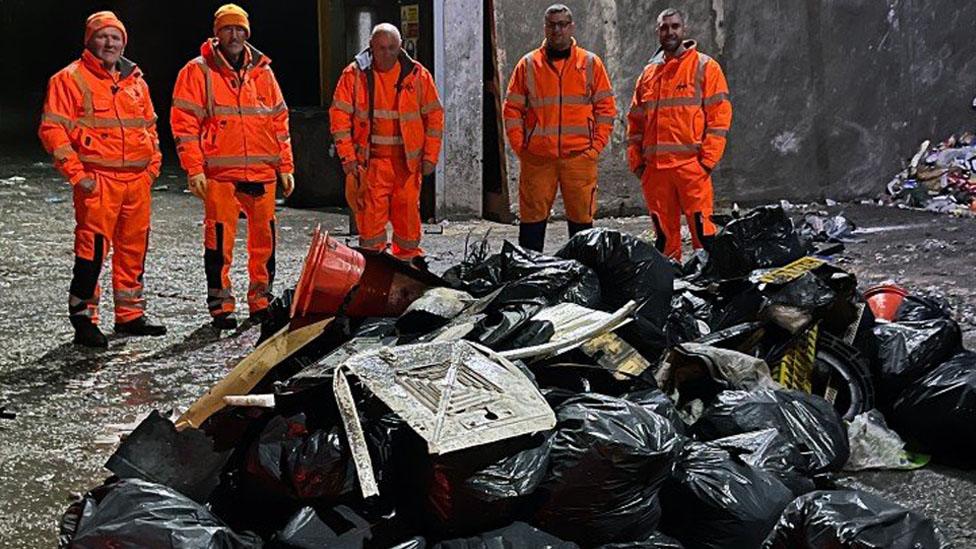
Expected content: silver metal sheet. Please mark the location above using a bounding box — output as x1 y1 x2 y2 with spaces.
341 341 555 454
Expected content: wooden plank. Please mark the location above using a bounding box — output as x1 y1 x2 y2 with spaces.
176 318 333 430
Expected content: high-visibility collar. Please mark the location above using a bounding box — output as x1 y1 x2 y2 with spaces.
80 49 139 81
536 38 589 71
201 38 269 77
649 40 698 66
354 47 420 88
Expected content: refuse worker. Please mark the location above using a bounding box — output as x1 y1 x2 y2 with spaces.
502 4 617 252
627 8 732 262
171 4 295 330
329 23 444 262
38 11 167 348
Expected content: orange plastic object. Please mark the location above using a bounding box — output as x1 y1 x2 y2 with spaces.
864 284 909 321
291 226 366 319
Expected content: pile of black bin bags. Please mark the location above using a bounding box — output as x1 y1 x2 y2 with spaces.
60 208 964 549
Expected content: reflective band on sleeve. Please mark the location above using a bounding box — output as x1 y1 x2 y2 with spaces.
425 127 443 138
333 130 352 140
703 92 730 106
42 112 76 129
506 93 527 105
706 128 729 137
591 89 614 102
405 149 423 160
504 118 523 130
332 99 355 113
595 115 615 125
400 111 422 121
173 98 206 117
52 144 75 160
420 100 442 115
174 135 201 145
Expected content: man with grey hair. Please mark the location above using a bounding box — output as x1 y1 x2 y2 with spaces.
330 23 444 260
627 7 732 262
503 3 617 252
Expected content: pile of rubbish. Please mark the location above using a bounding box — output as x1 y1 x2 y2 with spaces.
60 206 968 548
886 134 976 215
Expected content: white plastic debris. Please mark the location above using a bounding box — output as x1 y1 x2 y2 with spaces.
843 410 918 471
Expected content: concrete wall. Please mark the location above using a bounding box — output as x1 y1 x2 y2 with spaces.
436 0 485 219
495 0 976 215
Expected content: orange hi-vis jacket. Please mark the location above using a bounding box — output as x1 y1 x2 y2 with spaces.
171 39 293 183
503 39 617 159
330 49 444 174
39 49 162 184
627 41 732 172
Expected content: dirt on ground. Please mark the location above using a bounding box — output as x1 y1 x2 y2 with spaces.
1 158 975 547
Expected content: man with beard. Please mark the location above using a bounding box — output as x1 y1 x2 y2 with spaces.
503 4 617 252
627 8 732 262
171 4 295 330
39 11 167 347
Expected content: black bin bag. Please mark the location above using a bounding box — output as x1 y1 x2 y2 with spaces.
659 443 794 549
64 478 262 549
892 351 976 464
691 389 849 476
704 206 808 280
532 393 683 546
762 489 949 549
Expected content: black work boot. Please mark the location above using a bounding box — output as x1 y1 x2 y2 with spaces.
248 308 270 325
518 220 548 252
567 220 593 237
211 313 238 331
115 316 167 337
71 317 108 348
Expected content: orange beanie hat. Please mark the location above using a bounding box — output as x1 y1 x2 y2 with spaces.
214 4 250 37
84 11 127 46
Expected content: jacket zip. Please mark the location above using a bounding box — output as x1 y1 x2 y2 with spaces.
112 78 124 166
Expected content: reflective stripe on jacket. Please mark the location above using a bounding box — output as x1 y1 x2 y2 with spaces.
503 39 617 159
329 48 444 174
627 41 732 172
39 49 161 185
171 39 293 182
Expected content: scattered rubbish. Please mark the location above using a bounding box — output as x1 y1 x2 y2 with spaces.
153 185 170 192
0 406 14 420
885 135 976 215
659 443 794 549
843 410 926 471
0 175 26 185
799 213 858 243
56 207 962 548
45 196 66 203
762 490 950 548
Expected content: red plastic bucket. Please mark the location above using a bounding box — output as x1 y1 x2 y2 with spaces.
863 284 909 321
291 226 366 319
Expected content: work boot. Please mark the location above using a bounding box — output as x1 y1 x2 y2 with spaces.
518 220 548 252
248 308 270 325
409 255 430 271
71 318 108 348
115 316 167 337
212 313 238 331
567 220 593 237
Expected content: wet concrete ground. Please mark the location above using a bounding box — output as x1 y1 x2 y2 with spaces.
1 159 975 547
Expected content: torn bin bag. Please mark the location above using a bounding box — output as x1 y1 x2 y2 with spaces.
659 443 794 549
762 489 949 549
691 390 849 476
533 394 682 545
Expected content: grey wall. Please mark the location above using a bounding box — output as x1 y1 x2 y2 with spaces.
494 0 976 216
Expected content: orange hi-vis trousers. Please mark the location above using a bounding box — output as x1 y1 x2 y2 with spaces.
203 180 277 317
641 160 716 262
356 154 424 259
518 149 599 224
69 171 153 325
